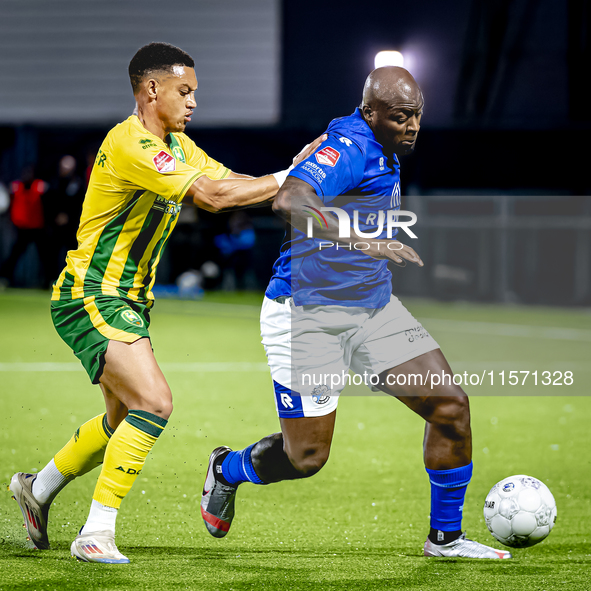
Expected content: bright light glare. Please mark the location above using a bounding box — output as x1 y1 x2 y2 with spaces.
374 51 404 69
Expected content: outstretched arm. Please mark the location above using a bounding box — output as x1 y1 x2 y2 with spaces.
185 135 327 213
272 176 423 267
186 173 279 212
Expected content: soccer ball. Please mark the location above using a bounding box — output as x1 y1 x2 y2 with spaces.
484 475 557 548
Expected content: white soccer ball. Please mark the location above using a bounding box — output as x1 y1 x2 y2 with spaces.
484 475 557 548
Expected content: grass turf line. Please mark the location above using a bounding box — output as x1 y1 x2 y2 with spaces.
0 289 590 590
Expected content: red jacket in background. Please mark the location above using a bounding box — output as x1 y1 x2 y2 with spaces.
10 180 46 229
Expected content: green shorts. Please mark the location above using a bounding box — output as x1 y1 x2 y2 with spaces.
51 295 152 384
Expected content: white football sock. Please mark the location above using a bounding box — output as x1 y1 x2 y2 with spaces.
32 459 68 504
82 499 118 534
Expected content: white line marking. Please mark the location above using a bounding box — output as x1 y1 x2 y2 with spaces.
0 361 588 373
447 362 590 371
419 318 591 342
0 362 269 373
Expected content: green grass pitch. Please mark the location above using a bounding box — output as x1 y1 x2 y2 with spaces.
1 289 590 590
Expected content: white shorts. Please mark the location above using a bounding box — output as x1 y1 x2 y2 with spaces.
260 295 439 418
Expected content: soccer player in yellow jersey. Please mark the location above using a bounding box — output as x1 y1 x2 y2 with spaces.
8 42 323 564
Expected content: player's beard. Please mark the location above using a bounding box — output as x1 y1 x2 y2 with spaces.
396 143 416 156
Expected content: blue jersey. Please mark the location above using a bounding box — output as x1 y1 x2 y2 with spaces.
265 108 401 308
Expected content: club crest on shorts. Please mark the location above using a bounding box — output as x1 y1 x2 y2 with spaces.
311 384 331 405
121 309 144 327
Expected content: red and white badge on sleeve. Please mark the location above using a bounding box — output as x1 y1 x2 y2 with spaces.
153 150 176 173
315 146 340 167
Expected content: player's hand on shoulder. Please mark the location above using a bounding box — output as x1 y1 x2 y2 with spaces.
368 240 423 268
292 134 328 167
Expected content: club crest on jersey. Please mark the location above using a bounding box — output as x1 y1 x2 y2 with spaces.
315 146 340 167
311 384 331 405
153 150 176 173
171 146 186 163
121 309 144 327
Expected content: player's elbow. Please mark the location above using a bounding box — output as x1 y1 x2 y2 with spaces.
190 176 228 213
195 198 222 213
192 190 224 213
272 188 290 217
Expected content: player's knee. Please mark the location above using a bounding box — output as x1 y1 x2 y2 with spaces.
428 395 470 437
157 398 173 420
287 445 330 478
140 385 173 420
153 393 173 420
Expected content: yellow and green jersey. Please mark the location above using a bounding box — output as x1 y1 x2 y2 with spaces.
52 115 229 306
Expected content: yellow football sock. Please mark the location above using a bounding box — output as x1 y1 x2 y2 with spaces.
93 410 167 509
54 414 114 479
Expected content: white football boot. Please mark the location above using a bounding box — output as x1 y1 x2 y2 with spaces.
71 530 130 564
9 472 51 549
424 532 512 559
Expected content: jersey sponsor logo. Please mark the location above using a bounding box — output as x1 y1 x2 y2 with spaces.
315 146 340 167
121 309 144 327
139 138 158 150
153 150 176 173
153 195 182 216
301 161 327 184
339 136 353 147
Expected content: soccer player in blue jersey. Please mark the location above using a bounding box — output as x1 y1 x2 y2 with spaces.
201 66 511 559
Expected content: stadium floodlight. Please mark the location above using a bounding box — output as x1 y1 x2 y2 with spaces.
374 51 404 69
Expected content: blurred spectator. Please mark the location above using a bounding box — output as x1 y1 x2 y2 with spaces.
45 155 85 282
214 211 256 290
0 165 49 287
0 182 9 215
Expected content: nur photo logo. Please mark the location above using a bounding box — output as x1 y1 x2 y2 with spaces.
302 205 418 251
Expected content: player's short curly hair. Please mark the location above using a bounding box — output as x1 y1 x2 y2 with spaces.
128 42 195 93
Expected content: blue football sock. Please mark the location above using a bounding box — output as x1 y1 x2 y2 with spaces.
426 462 473 532
221 444 265 485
